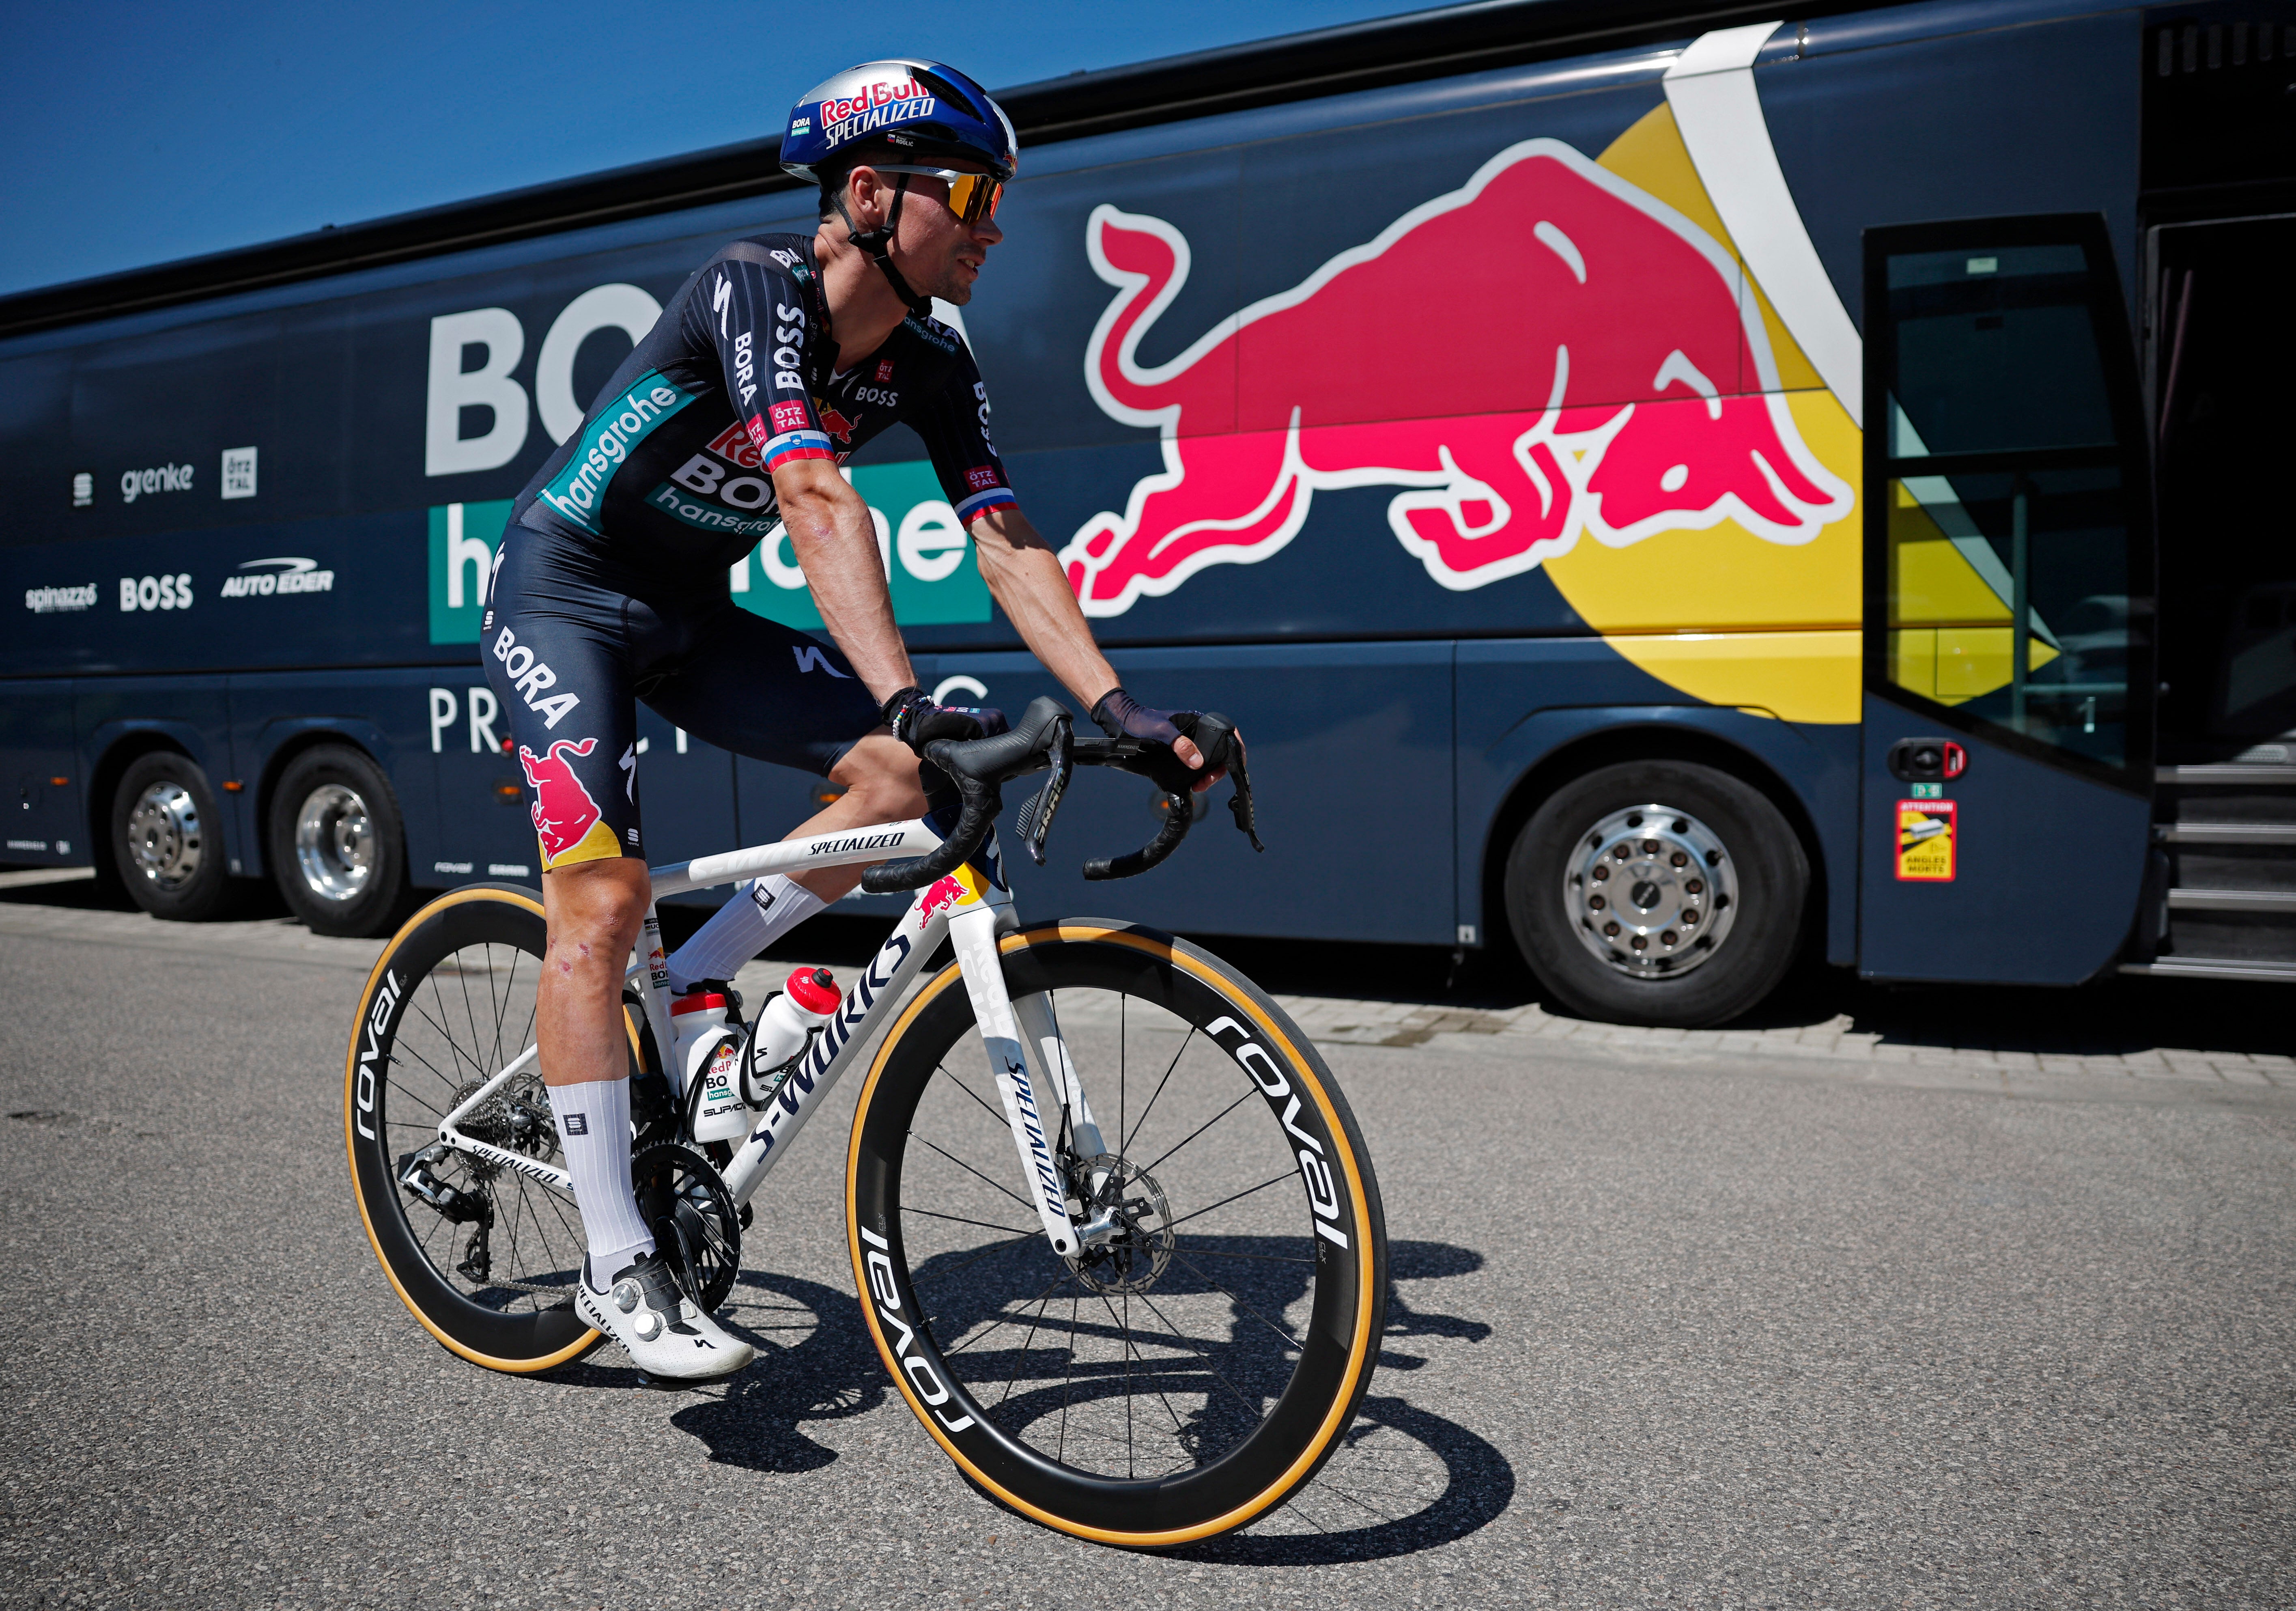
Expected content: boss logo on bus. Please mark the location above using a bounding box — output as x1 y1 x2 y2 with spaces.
353 966 404 1141
119 574 194 612
858 1223 977 1434
1206 1015 1349 1249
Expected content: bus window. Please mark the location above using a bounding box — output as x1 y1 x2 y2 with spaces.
1865 220 2152 781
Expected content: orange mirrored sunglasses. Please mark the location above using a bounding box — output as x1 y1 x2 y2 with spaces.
873 165 1006 224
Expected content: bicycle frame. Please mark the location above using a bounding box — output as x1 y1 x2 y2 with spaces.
429 814 1101 1262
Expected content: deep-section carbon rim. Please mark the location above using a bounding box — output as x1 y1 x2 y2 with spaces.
848 923 1387 1545
345 885 603 1371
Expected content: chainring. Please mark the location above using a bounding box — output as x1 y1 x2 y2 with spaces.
632 1140 742 1313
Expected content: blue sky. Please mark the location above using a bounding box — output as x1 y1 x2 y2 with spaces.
0 0 1446 297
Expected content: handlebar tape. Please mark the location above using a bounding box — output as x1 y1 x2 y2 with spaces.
859 696 1069 894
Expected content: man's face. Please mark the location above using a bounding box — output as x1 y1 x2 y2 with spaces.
850 159 1005 306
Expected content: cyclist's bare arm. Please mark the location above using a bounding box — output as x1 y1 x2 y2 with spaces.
968 504 1219 784
772 458 918 705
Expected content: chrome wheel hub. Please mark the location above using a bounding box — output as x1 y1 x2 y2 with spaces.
1563 802 1737 979
295 783 373 903
125 781 203 890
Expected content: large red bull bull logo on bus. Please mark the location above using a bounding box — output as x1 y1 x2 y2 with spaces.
1060 138 1853 616
519 737 619 867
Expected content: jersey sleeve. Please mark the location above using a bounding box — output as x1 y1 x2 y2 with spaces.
908 339 1018 526
685 252 834 472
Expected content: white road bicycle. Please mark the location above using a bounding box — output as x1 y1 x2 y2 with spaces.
345 700 1388 1548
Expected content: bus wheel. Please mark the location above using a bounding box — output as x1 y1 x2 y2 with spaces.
112 752 231 923
269 745 411 938
1504 760 1807 1028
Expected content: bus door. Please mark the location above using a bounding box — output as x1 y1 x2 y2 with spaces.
2145 213 2296 978
1857 217 2158 983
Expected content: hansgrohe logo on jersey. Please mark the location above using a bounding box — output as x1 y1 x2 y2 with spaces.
535 370 696 534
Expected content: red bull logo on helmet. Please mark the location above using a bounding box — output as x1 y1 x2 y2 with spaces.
519 737 620 868
1059 137 1853 618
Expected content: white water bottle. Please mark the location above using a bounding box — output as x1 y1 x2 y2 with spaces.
670 989 752 1144
741 967 841 1107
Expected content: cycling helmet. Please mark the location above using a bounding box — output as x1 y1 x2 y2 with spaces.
781 60 1016 313
780 60 1017 185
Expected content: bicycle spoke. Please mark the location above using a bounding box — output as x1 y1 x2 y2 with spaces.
1163 1170 1292 1231
1093 1290 1191 1443
1132 1286 1272 1423
932 1061 1008 1130
944 1268 1072 1359
1118 994 1127 1155
901 1204 1035 1237
1137 1086 1257 1179
998 1283 1061 1406
1122 1024 1196 1160
1174 1241 1312 1266
1166 1248 1302 1350
909 1133 1037 1215
913 1228 1038 1294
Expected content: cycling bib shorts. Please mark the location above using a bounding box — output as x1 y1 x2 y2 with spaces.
482 526 880 870
489 229 1021 871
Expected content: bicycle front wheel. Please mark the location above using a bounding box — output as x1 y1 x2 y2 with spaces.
847 920 1388 1547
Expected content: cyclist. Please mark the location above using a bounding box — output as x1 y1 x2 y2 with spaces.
483 59 1227 1380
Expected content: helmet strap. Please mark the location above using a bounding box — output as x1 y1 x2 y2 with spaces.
835 173 932 316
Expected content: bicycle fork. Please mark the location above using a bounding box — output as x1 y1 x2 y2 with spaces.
945 904 1106 1263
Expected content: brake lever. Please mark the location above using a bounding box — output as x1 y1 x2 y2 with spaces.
1174 712 1264 854
1010 713 1073 867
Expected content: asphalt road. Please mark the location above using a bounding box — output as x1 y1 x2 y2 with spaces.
2 883 2291 1608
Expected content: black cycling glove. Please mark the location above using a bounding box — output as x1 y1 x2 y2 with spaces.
1090 687 1190 751
882 686 1007 755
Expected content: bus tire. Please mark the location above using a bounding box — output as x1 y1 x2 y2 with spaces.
112 752 231 923
269 744 412 937
1504 759 1806 1028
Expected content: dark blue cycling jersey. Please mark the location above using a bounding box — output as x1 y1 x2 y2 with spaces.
489 229 1018 872
510 230 1016 571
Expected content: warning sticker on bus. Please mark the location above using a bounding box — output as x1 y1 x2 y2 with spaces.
1895 799 1956 883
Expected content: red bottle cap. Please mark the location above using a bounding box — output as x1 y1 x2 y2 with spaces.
670 991 727 1017
785 967 840 1014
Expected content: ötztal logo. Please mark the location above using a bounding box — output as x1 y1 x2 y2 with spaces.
706 420 764 472
219 556 334 599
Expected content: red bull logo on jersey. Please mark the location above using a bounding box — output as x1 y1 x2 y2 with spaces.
1059 138 1853 617
519 737 620 868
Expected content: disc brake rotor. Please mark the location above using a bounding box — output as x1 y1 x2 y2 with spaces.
1066 1153 1174 1295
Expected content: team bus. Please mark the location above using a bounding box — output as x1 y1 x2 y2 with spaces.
4 0 2292 1027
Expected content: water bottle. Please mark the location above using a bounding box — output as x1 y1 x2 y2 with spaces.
740 967 841 1108
669 989 753 1144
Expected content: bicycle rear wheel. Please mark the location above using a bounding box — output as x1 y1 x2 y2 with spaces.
345 883 613 1372
847 920 1388 1547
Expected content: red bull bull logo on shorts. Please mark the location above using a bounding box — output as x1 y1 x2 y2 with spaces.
519 737 620 868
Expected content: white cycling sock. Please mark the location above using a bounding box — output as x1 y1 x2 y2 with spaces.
551 1077 653 1283
665 874 827 992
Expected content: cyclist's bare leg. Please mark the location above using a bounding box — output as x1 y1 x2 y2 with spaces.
663 730 927 987
537 858 651 1089
788 731 931 902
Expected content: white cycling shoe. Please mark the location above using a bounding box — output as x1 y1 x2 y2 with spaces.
576 1250 755 1380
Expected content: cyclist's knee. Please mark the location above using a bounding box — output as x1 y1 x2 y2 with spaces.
542 857 650 968
830 732 929 819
